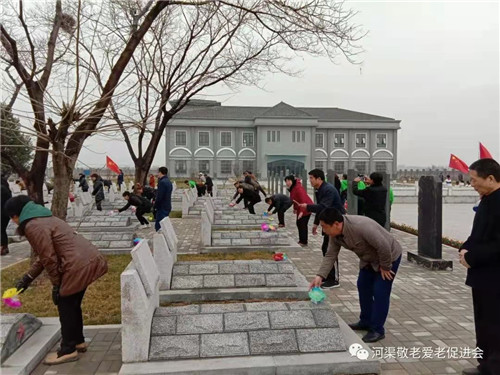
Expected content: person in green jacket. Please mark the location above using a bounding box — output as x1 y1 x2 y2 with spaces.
185 180 197 189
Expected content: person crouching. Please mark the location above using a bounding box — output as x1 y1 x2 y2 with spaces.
117 191 152 227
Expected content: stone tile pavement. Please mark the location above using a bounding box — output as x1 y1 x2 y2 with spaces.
15 206 480 374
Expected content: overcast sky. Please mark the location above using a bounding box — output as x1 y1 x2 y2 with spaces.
76 1 499 169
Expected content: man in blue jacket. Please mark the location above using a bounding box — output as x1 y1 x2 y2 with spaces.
459 158 500 375
297 168 344 289
154 167 173 231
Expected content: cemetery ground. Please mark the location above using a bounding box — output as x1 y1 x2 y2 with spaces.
1 208 479 375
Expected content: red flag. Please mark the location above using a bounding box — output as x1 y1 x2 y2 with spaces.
449 154 469 174
479 143 493 159
106 156 121 174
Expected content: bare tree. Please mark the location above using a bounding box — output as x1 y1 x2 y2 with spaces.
1 0 169 217
92 0 364 184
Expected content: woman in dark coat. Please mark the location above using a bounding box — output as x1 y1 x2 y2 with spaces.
352 172 388 227
265 194 292 227
5 196 108 365
235 186 261 214
90 173 105 211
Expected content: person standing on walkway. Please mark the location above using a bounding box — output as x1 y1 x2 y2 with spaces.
459 158 500 375
265 194 292 227
310 207 402 343
286 175 313 246
117 169 124 191
90 173 104 211
236 185 261 214
154 167 173 231
117 191 152 227
1 176 12 256
297 168 344 289
205 174 214 197
5 195 107 365
352 172 388 227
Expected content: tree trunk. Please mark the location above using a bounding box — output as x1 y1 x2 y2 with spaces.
134 157 149 186
50 152 73 219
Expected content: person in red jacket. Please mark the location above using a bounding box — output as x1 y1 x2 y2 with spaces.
286 175 313 246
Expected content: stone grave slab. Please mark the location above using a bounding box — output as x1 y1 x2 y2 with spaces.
161 259 309 303
1 314 42 364
121 301 379 375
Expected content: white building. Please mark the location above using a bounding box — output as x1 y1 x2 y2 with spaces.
165 100 401 178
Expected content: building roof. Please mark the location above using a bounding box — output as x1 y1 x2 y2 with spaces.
172 100 398 122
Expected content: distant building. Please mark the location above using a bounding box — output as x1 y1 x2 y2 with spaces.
165 100 401 178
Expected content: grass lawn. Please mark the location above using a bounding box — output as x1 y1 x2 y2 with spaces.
177 251 275 262
1 254 131 325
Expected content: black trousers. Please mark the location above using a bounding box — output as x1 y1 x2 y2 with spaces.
277 212 285 226
136 206 151 225
473 287 500 374
58 289 86 355
248 204 256 214
207 187 213 197
322 235 339 282
296 215 310 244
95 199 102 211
1 214 9 246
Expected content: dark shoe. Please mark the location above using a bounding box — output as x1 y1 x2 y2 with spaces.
321 280 340 289
75 342 88 353
278 224 285 228
1 246 9 256
362 331 385 343
462 368 480 375
348 322 371 331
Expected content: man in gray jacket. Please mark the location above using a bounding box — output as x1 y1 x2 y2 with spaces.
310 207 402 343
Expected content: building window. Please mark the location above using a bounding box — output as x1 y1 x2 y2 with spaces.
267 131 280 143
199 132 209 147
334 161 345 174
220 160 232 174
334 133 345 148
221 131 232 147
315 161 325 170
175 131 187 146
292 131 305 143
315 133 324 148
242 160 255 172
242 132 254 147
175 160 187 174
199 160 210 174
375 162 387 173
355 133 367 148
376 134 387 148
355 161 367 175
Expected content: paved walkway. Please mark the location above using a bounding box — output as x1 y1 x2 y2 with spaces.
14 206 478 375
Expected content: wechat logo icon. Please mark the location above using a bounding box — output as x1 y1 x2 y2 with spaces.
349 343 369 360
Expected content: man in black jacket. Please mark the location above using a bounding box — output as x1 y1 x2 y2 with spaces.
352 172 388 227
236 186 261 214
78 174 89 192
265 194 292 227
297 169 345 289
117 191 152 227
460 158 500 375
